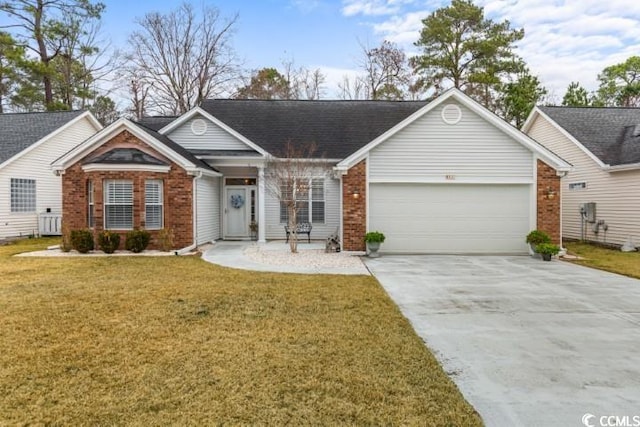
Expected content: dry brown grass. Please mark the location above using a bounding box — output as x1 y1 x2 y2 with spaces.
0 238 481 425
565 241 640 279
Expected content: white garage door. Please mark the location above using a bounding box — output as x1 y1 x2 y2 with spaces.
369 183 531 254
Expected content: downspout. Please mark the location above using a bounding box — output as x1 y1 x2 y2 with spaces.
175 170 202 255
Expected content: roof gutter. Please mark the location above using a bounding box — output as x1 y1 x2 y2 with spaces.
602 163 640 172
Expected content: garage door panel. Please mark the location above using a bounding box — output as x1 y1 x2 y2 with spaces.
369 184 530 254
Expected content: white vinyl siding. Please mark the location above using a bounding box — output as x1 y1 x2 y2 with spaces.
369 101 533 183
104 180 133 230
369 183 530 254
0 116 99 239
10 178 36 212
196 176 221 244
526 115 640 246
166 115 255 152
266 176 339 240
145 180 163 230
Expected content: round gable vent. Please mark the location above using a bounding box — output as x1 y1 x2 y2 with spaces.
191 118 208 135
441 104 462 125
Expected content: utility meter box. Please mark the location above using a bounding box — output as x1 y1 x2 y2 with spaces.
582 202 596 223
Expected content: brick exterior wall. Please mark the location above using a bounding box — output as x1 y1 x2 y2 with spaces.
342 160 367 251
62 130 194 250
536 159 561 245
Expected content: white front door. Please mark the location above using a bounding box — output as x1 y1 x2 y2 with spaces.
225 187 249 237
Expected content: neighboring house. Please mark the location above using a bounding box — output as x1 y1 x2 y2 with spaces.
0 110 102 240
524 106 640 248
52 89 570 253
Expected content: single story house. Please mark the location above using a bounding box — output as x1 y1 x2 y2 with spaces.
523 106 640 247
0 110 102 239
52 89 570 253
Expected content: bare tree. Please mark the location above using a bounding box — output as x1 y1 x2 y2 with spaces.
337 74 367 100
264 142 330 253
127 2 240 115
281 58 326 100
359 40 411 100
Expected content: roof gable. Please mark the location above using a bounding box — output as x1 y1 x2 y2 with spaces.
531 106 640 167
338 88 571 171
0 110 100 168
52 118 219 176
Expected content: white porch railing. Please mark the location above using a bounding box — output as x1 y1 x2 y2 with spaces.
39 213 62 236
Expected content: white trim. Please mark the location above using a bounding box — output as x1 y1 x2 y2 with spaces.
82 164 171 173
368 177 534 184
365 154 370 232
603 162 640 172
530 156 538 234
336 88 571 172
0 111 102 171
441 104 462 124
158 107 269 157
523 107 605 168
257 167 266 243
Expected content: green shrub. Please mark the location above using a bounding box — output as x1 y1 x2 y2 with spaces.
97 231 121 254
536 242 560 255
125 229 151 253
70 229 94 254
525 230 551 246
364 231 386 243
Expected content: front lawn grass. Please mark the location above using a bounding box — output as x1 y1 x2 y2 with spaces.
565 241 640 279
0 238 481 425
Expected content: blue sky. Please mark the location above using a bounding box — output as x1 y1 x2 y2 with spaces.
7 0 640 100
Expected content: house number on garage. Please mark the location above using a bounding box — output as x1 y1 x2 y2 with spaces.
445 175 456 180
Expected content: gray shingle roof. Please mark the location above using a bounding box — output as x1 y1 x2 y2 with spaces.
199 99 428 158
0 110 85 165
85 148 168 166
539 106 640 166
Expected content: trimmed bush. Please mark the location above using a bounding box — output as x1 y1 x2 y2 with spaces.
364 231 386 243
70 229 94 254
525 230 551 246
97 231 121 254
125 229 151 253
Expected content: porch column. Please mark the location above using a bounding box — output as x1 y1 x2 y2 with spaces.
258 166 267 243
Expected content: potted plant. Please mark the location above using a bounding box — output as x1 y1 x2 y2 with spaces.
364 231 386 258
536 242 560 261
525 230 551 254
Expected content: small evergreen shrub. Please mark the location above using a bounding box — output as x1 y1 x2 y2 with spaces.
97 231 121 254
525 230 551 246
70 229 94 253
125 229 151 253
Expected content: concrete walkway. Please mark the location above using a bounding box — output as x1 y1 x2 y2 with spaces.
201 241 369 275
365 255 640 427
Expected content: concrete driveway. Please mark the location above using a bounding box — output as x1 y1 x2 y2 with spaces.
365 256 640 427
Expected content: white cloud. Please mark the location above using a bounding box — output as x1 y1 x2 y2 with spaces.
341 0 417 17
354 0 640 98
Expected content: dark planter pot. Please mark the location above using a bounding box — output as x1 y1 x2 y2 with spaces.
541 253 552 261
